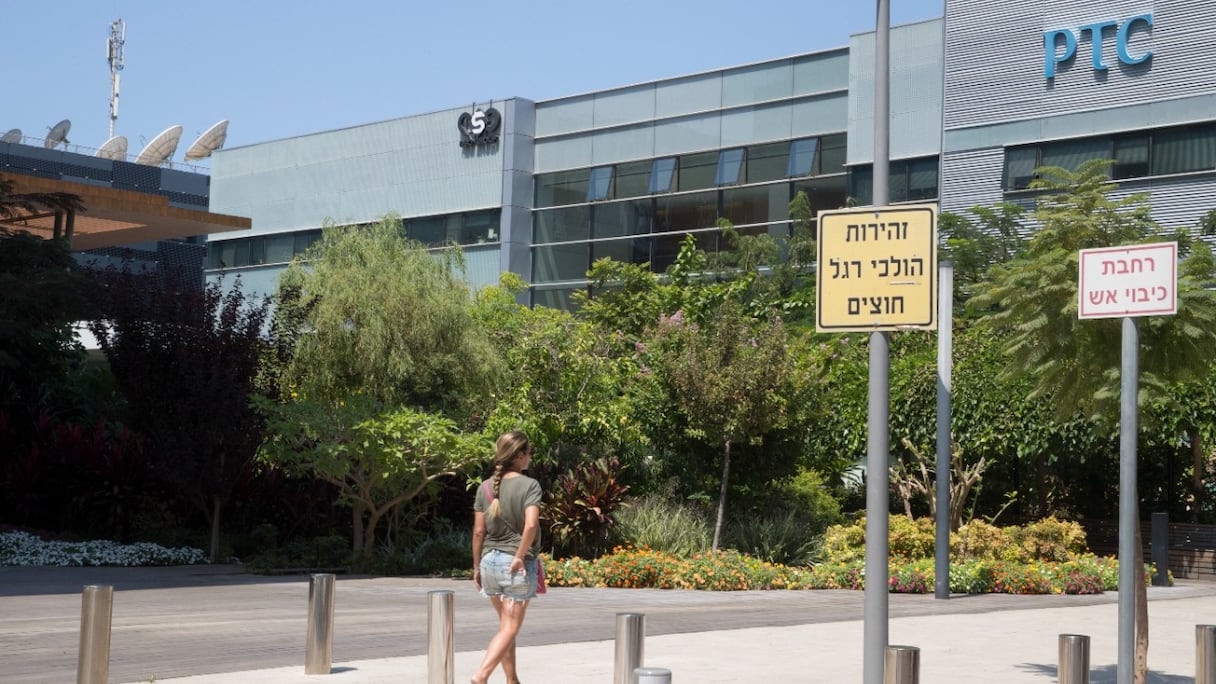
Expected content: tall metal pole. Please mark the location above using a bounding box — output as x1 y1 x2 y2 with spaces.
1117 317 1138 684
934 262 953 599
864 3 891 682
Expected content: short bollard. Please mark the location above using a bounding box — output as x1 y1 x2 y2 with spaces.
884 645 919 684
634 665 672 683
427 590 455 684
305 573 336 675
614 613 645 684
77 585 113 684
1198 625 1216 684
1059 633 1090 684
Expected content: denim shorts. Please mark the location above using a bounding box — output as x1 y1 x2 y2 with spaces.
479 549 538 602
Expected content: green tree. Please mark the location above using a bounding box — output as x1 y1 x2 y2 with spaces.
89 269 272 562
258 396 485 556
938 202 1027 309
970 159 1216 684
970 160 1216 422
259 216 501 556
642 300 792 550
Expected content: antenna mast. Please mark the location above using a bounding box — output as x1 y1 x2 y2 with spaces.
107 19 125 138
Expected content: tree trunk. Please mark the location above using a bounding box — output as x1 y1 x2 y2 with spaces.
712 439 731 552
209 496 223 564
352 507 365 554
1134 522 1148 684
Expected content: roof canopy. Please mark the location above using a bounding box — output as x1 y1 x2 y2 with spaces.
1 175 249 250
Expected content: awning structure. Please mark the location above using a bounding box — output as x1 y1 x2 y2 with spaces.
0 174 250 250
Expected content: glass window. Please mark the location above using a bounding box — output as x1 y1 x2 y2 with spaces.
615 160 651 198
849 165 873 205
1004 147 1038 190
458 210 500 244
648 158 677 193
678 151 717 191
534 206 591 243
531 287 583 311
714 148 746 186
907 157 939 201
265 234 295 263
748 141 789 183
818 134 847 175
592 199 652 239
721 184 789 227
247 237 266 266
1113 135 1149 179
654 191 718 234
1153 125 1216 176
408 216 447 245
532 243 591 283
592 237 651 266
652 230 719 273
787 138 818 177
535 168 592 207
587 166 615 201
1040 138 1112 173
294 230 322 255
793 176 848 233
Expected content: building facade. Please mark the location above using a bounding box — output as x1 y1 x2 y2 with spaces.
205 1 1216 307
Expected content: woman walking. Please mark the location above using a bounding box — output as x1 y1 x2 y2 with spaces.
471 431 542 684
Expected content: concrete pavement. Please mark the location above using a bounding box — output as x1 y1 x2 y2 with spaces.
1 564 1213 683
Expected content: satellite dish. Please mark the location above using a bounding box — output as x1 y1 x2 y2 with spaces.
1 128 20 143
134 124 183 166
183 119 229 161
44 119 71 149
96 135 128 160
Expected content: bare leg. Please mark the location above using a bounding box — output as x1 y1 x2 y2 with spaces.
471 596 530 684
489 596 518 682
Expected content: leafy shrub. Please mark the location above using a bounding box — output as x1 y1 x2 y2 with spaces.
371 524 472 576
1004 516 1088 563
543 456 630 558
774 469 844 534
821 517 867 564
546 546 813 590
245 534 351 573
822 515 935 564
723 511 823 566
615 494 711 557
951 519 1008 560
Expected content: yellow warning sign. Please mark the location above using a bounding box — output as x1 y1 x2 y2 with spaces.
816 204 938 332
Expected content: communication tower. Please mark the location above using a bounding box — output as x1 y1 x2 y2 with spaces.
107 19 125 139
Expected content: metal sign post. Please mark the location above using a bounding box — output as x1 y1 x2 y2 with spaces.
1077 241 1178 684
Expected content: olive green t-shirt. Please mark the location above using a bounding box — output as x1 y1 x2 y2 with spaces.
474 475 542 559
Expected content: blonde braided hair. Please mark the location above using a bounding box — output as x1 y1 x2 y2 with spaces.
487 431 530 519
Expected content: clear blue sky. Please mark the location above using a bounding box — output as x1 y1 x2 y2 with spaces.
8 0 943 163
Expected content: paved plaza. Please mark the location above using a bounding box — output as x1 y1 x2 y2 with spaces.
1 564 1213 683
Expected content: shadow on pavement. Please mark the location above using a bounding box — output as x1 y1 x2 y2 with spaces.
1018 662 1193 683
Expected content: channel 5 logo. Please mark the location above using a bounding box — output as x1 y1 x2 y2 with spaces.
1043 14 1153 79
458 107 502 147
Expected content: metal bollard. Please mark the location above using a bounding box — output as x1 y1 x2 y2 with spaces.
427 590 455 684
1059 634 1090 684
77 585 113 684
1198 625 1216 684
884 645 919 684
634 666 672 683
1151 512 1169 586
305 573 336 675
614 613 645 684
